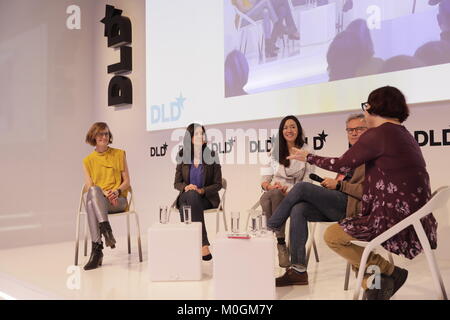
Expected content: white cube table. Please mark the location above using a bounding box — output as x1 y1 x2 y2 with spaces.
213 233 276 300
148 222 202 281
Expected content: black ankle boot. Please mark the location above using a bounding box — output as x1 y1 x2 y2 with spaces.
390 266 408 296
84 242 104 270
99 221 116 249
364 274 394 300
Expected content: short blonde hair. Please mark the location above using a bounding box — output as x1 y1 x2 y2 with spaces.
85 122 113 146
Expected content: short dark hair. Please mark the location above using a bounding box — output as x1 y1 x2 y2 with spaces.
367 86 409 123
85 122 113 146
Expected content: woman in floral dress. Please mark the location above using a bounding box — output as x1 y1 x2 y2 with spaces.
289 86 437 300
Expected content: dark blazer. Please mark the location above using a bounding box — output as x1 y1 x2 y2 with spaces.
174 147 222 208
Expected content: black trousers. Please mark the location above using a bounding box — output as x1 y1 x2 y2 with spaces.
178 190 214 246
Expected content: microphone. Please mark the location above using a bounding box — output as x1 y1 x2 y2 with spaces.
309 173 324 183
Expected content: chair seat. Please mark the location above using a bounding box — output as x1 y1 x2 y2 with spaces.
350 240 370 247
74 186 143 265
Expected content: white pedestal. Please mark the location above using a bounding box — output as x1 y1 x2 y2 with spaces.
148 222 202 281
213 233 276 300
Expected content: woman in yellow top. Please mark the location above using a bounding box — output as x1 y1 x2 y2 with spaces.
82 122 131 270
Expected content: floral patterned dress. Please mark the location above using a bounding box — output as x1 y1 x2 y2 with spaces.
307 122 437 259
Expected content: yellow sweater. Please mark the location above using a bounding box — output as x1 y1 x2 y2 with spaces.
83 147 128 198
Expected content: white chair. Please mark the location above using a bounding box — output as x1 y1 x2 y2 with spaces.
74 186 143 265
171 178 228 233
352 186 450 300
232 3 265 62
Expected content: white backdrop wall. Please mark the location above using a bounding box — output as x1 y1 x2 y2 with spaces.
1 0 449 262
0 0 95 249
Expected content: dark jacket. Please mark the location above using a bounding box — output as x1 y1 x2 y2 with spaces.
174 147 222 208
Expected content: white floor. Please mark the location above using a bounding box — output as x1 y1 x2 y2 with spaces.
1 227 449 300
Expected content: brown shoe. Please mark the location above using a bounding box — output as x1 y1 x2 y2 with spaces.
276 268 308 287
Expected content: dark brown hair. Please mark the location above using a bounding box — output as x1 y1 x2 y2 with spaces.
85 122 113 146
272 115 306 167
367 86 410 123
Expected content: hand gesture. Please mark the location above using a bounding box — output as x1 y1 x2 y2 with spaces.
286 147 309 162
321 178 338 190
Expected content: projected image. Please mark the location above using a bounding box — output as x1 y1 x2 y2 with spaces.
223 0 450 97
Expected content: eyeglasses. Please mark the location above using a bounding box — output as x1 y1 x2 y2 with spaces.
96 132 110 137
346 127 367 134
361 102 370 111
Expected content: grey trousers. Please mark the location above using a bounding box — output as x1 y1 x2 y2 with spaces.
259 189 286 238
86 186 127 243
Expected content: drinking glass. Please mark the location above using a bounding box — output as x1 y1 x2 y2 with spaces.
182 205 192 224
231 211 240 233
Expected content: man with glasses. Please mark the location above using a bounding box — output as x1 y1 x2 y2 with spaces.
268 113 368 286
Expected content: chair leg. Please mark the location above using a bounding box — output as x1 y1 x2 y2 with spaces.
222 210 228 232
127 214 131 254
134 213 143 263
414 222 448 300
311 222 319 262
344 262 351 291
83 214 88 257
312 237 320 263
75 214 81 266
216 211 220 234
353 246 373 300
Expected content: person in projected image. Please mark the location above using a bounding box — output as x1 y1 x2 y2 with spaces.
174 123 222 261
285 86 438 300
225 50 249 97
231 0 300 58
380 55 424 74
82 122 131 270
267 114 367 286
259 115 315 268
326 21 383 82
345 19 384 77
414 0 450 67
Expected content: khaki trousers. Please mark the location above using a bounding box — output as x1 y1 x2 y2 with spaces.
324 223 395 289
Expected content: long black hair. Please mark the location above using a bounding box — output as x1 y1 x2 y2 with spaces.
272 115 306 167
179 123 215 164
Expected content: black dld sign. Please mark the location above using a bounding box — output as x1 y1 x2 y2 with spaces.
414 129 450 146
101 5 133 106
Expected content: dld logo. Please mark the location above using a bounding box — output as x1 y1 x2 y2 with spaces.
150 143 168 157
150 94 186 124
414 128 450 147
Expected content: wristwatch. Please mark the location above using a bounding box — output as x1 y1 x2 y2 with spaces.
116 189 121 196
336 181 341 191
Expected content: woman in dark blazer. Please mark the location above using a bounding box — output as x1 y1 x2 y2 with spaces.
174 123 222 260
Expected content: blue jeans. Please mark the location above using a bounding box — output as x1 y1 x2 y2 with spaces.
267 182 347 268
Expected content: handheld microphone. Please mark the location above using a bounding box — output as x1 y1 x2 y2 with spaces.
309 173 324 183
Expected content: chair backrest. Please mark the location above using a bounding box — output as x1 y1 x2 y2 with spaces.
369 186 450 247
416 186 450 220
221 178 227 190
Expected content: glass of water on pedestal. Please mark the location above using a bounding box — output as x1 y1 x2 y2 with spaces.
159 206 169 224
249 210 260 236
182 205 192 224
231 211 240 233
259 212 267 235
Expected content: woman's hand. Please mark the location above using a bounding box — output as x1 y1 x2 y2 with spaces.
105 190 119 206
321 178 338 190
184 184 198 192
287 147 309 162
